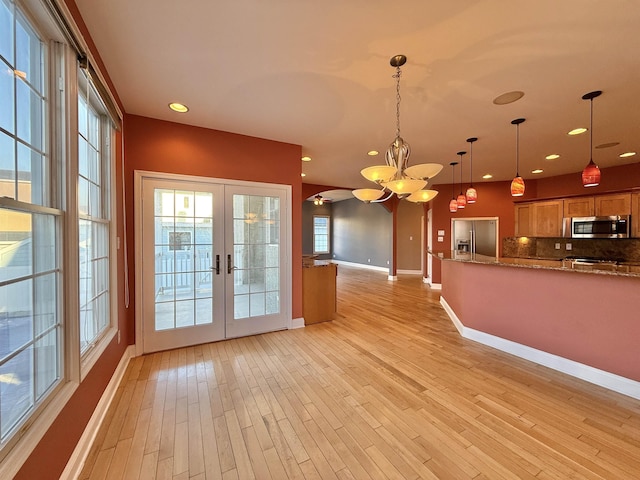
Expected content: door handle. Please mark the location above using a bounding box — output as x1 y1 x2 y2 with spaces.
215 254 220 274
227 254 237 274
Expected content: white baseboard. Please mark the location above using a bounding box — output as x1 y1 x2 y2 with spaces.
290 317 305 329
429 282 442 290
387 275 397 281
332 260 388 273
439 297 640 400
397 269 422 275
60 345 135 480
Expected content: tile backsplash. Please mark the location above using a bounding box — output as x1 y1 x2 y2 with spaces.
503 237 640 262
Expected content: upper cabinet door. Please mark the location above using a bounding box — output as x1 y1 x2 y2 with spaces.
514 203 534 237
594 193 632 216
564 197 594 218
632 193 640 238
534 200 563 237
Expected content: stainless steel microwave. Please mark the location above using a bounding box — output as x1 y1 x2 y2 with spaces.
563 216 630 238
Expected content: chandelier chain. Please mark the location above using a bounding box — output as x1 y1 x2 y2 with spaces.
394 67 402 138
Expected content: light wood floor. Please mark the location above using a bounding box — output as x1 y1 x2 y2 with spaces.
79 266 640 479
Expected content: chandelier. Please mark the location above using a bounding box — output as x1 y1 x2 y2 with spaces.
353 55 441 203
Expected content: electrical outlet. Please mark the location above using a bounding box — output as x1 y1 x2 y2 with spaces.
367 258 371 263
555 243 561 250
566 243 572 251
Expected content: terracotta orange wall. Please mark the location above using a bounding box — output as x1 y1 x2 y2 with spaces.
123 114 303 330
430 180 520 256
442 260 640 381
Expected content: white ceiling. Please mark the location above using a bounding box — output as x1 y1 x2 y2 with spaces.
75 0 640 188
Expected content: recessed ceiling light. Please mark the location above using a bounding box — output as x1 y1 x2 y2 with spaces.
482 174 493 179
620 151 637 158
169 102 189 113
300 173 306 177
596 142 619 149
531 169 543 174
367 150 379 156
301 156 311 162
568 127 587 136
493 91 525 105
545 154 560 160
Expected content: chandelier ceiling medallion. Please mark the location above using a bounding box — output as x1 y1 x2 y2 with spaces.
353 55 442 204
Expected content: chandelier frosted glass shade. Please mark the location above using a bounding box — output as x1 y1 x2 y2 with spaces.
352 188 385 202
466 186 477 203
404 163 444 181
361 165 397 183
406 189 439 203
582 160 601 187
510 176 525 196
381 178 427 195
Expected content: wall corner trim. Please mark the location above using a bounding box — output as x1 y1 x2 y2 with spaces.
291 317 305 329
439 297 640 400
60 345 135 480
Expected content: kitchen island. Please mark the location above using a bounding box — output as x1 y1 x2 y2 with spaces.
434 252 640 399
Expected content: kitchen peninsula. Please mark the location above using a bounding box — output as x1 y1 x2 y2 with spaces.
435 252 640 399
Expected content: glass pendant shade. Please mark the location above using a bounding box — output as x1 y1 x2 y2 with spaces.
352 188 384 202
361 165 397 183
381 178 427 195
449 198 458 213
466 186 477 203
456 193 467 208
404 163 444 181
406 189 438 203
511 176 525 196
582 159 601 187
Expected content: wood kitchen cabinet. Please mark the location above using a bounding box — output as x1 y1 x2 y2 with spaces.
595 193 632 216
514 203 534 236
632 192 640 238
564 196 594 218
534 200 563 237
515 200 563 237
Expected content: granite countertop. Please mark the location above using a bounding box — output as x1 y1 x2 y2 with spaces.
429 251 640 278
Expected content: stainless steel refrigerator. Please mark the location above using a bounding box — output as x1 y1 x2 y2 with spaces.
452 217 498 257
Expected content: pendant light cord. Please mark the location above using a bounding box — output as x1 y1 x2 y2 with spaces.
393 66 402 138
516 122 520 176
469 142 473 186
589 98 594 161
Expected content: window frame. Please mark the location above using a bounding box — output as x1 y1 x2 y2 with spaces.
312 215 330 254
0 0 118 474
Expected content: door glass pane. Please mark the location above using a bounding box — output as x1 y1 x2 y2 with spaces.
153 188 216 332
231 194 280 319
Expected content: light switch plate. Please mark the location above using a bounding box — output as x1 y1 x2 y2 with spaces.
566 243 572 251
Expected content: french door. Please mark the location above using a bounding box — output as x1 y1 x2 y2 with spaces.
138 174 289 354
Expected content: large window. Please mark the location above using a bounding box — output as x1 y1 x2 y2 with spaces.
313 215 330 254
0 0 62 449
0 0 117 468
78 71 112 354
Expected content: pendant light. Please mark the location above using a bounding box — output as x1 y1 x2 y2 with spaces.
581 90 602 187
449 162 458 213
465 137 478 203
456 151 467 209
510 118 526 197
354 55 443 202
